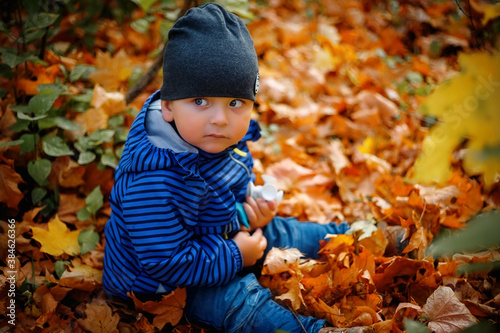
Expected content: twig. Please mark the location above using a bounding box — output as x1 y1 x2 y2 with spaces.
125 0 196 105
453 0 483 50
286 304 308 333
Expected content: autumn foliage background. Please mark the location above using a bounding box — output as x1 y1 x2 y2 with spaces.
0 0 499 332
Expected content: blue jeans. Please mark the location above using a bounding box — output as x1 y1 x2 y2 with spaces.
184 217 349 333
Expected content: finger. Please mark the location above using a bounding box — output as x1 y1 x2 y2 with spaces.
267 200 276 211
243 203 257 227
245 195 259 210
260 234 267 250
252 227 263 237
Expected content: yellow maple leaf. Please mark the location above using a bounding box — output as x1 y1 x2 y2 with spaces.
88 49 133 91
412 51 500 188
31 215 80 256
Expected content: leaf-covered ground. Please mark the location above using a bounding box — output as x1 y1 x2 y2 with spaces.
0 0 499 332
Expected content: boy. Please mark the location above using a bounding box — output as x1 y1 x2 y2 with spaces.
104 3 369 333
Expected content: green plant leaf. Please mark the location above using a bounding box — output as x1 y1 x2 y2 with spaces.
0 63 14 79
78 227 100 255
27 159 52 186
37 83 65 95
131 18 150 33
100 154 117 168
215 0 253 19
31 187 48 204
39 116 81 131
0 139 24 148
404 319 430 333
54 260 71 279
9 104 30 113
28 93 59 115
78 151 96 165
0 48 18 68
89 129 115 144
42 136 73 157
131 0 158 12
17 112 48 121
28 12 59 29
69 64 97 82
459 321 497 333
19 133 39 154
457 260 500 275
77 207 92 222
86 186 103 215
428 211 500 257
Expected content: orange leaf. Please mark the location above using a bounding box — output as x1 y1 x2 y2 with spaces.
0 164 24 209
130 288 187 330
16 64 61 95
302 273 330 298
88 50 133 91
359 228 389 257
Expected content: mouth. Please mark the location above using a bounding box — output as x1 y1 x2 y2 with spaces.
206 133 227 139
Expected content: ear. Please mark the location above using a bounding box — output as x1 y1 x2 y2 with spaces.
161 100 174 122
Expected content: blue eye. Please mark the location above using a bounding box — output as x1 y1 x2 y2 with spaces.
230 100 243 107
194 98 208 106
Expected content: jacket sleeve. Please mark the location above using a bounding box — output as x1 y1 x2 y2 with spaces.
121 171 243 288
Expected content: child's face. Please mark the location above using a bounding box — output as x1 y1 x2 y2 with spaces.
161 97 254 153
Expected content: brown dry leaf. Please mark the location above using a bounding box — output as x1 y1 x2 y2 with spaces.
262 247 303 275
88 49 133 91
135 314 156 333
305 296 345 327
275 273 306 311
77 302 120 333
423 286 477 333
48 156 86 188
130 287 187 330
57 193 87 224
0 163 24 209
59 258 102 292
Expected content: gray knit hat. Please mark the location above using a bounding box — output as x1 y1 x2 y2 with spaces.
160 3 259 101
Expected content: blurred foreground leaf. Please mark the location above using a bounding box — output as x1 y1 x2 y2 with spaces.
412 51 500 188
428 211 500 257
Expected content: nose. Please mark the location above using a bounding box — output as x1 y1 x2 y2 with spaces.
210 105 229 126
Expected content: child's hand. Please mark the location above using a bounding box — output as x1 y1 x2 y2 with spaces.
243 196 277 230
232 228 267 267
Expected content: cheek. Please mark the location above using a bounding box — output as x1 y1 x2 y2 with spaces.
234 117 252 140
177 119 204 141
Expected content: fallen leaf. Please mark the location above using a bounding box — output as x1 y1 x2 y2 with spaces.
31 215 80 256
423 286 477 333
0 163 24 209
130 287 187 330
77 302 120 333
262 247 304 275
88 50 133 91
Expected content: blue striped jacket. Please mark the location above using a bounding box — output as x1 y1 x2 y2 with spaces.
103 91 261 298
